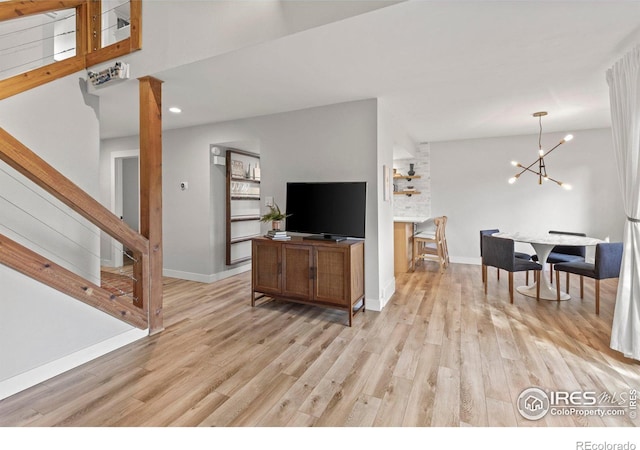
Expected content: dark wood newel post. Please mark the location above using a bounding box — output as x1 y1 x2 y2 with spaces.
139 76 164 334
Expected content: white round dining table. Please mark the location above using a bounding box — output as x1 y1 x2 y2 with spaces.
493 232 603 301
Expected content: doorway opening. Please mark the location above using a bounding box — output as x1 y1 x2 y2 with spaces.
108 150 139 268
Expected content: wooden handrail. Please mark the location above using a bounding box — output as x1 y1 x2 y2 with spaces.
0 234 147 329
0 127 151 329
0 0 85 20
0 128 148 255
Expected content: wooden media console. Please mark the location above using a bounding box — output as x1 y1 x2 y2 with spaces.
251 236 365 326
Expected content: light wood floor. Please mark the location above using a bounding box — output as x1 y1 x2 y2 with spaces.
1 262 639 427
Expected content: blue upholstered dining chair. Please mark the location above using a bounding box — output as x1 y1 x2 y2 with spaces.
482 235 543 303
553 242 623 314
480 229 533 284
531 230 586 283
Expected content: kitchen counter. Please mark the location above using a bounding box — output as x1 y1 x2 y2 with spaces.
394 216 430 223
393 217 431 274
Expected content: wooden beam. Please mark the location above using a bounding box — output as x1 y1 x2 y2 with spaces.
86 38 132 68
0 233 147 329
0 56 85 102
0 0 84 20
0 128 149 256
76 1 88 60
139 76 164 334
130 0 142 50
87 0 101 53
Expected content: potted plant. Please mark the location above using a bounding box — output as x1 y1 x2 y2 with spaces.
260 202 290 231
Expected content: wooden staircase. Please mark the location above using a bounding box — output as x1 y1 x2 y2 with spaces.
0 1 164 333
0 120 162 331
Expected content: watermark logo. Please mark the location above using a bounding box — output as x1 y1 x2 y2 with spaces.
517 387 637 420
517 387 550 420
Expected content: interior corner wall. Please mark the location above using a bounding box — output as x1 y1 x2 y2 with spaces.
0 73 143 399
377 101 411 308
257 99 381 306
429 128 625 264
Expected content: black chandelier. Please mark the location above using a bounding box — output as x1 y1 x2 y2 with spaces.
508 111 573 190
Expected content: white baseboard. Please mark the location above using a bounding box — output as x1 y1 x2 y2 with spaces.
451 256 481 265
101 258 114 267
365 297 383 312
366 277 396 312
163 264 251 283
0 327 147 401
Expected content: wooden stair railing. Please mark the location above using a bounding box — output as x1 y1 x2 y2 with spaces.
0 127 151 330
0 234 148 329
0 0 142 100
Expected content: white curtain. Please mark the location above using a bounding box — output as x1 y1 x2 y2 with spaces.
607 46 640 361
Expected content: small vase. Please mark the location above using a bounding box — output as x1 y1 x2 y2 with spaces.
407 163 415 176
272 220 282 231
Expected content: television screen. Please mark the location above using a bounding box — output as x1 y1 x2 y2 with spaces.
285 182 367 240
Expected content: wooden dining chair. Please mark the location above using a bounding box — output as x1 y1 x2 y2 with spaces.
413 216 449 272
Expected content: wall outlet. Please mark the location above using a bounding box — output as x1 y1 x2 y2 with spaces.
180 181 188 190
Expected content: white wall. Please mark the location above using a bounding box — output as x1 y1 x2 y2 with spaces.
430 128 625 264
378 101 406 307
0 73 144 399
256 99 383 306
0 265 143 399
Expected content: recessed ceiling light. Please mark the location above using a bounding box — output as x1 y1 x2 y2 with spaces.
169 107 182 114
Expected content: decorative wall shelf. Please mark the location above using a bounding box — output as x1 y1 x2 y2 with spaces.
394 175 422 182
230 234 262 244
226 148 261 265
231 195 261 200
393 173 421 196
230 177 260 183
230 215 261 222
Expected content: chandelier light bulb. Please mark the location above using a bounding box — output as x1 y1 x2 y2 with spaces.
564 134 574 142
508 176 518 184
561 183 572 190
538 149 545 157
511 160 519 167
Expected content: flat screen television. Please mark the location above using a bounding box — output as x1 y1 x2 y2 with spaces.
285 182 367 241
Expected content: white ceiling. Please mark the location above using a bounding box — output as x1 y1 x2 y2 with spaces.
98 1 640 148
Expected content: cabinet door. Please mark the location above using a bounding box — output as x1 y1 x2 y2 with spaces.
282 244 314 299
252 240 281 294
314 246 350 306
